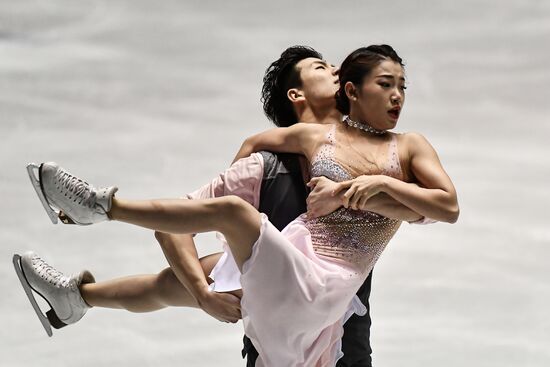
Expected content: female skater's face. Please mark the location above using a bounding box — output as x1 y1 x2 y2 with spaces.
348 59 406 130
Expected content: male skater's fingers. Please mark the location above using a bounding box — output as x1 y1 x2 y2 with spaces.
306 189 325 218
305 194 312 206
349 191 361 210
332 180 353 196
342 185 358 208
218 293 242 319
220 292 242 318
200 292 242 322
307 177 321 188
308 176 332 188
350 187 373 210
348 186 366 209
305 197 318 218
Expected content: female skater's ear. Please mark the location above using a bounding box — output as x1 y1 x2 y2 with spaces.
344 82 357 101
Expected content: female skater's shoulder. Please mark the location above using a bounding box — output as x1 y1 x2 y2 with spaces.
399 131 442 167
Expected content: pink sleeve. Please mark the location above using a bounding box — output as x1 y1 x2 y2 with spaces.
186 153 264 209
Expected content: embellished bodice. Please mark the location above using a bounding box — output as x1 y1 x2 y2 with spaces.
304 124 403 273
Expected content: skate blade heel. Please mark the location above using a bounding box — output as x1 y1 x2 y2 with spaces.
46 309 67 329
27 163 59 225
12 254 53 337
58 211 76 225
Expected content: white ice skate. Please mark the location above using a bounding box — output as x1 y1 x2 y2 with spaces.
27 162 118 225
13 251 95 336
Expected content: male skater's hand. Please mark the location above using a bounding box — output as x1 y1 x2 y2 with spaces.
306 177 343 218
154 231 242 323
197 289 242 323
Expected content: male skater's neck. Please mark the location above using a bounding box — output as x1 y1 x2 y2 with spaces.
297 105 341 125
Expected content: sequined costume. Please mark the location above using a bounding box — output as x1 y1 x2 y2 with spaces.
306 124 402 272
209 123 404 366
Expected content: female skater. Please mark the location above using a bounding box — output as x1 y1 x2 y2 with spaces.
22 45 458 366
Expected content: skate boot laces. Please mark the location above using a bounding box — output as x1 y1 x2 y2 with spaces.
55 169 97 208
31 255 73 289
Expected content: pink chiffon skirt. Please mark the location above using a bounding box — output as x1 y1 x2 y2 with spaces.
209 214 367 366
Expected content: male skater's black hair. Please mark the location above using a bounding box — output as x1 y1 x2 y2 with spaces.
261 46 323 127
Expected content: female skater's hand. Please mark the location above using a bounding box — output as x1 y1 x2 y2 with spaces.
197 291 242 323
334 175 386 210
306 177 343 218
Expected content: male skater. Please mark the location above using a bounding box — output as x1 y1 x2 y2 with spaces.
17 46 430 366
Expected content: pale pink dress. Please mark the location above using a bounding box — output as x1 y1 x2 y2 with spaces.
188 124 430 366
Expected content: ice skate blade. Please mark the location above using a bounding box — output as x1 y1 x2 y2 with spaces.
13 254 53 337
26 163 59 225
46 309 68 329
58 211 76 225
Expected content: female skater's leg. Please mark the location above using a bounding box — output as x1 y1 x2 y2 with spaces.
80 253 223 312
34 162 261 269
16 250 242 334
109 196 261 270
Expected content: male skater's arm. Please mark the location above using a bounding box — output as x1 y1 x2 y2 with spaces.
155 154 264 322
155 232 241 322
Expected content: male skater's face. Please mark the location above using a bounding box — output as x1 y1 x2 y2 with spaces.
295 58 339 105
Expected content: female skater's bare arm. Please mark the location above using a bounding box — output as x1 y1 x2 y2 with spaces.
232 123 323 163
334 133 459 223
306 176 423 222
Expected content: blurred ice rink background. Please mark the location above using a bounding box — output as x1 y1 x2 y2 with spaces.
1 1 549 366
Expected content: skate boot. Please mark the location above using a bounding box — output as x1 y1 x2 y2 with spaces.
27 162 118 225
13 251 95 336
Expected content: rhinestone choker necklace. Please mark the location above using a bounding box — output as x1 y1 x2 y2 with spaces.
343 115 386 135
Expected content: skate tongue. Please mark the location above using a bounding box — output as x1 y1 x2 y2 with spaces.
71 270 95 309
77 270 96 285
95 186 118 214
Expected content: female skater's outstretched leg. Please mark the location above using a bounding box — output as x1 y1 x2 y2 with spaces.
108 196 262 270
31 162 262 270
81 268 196 312
15 250 241 336
80 253 228 312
